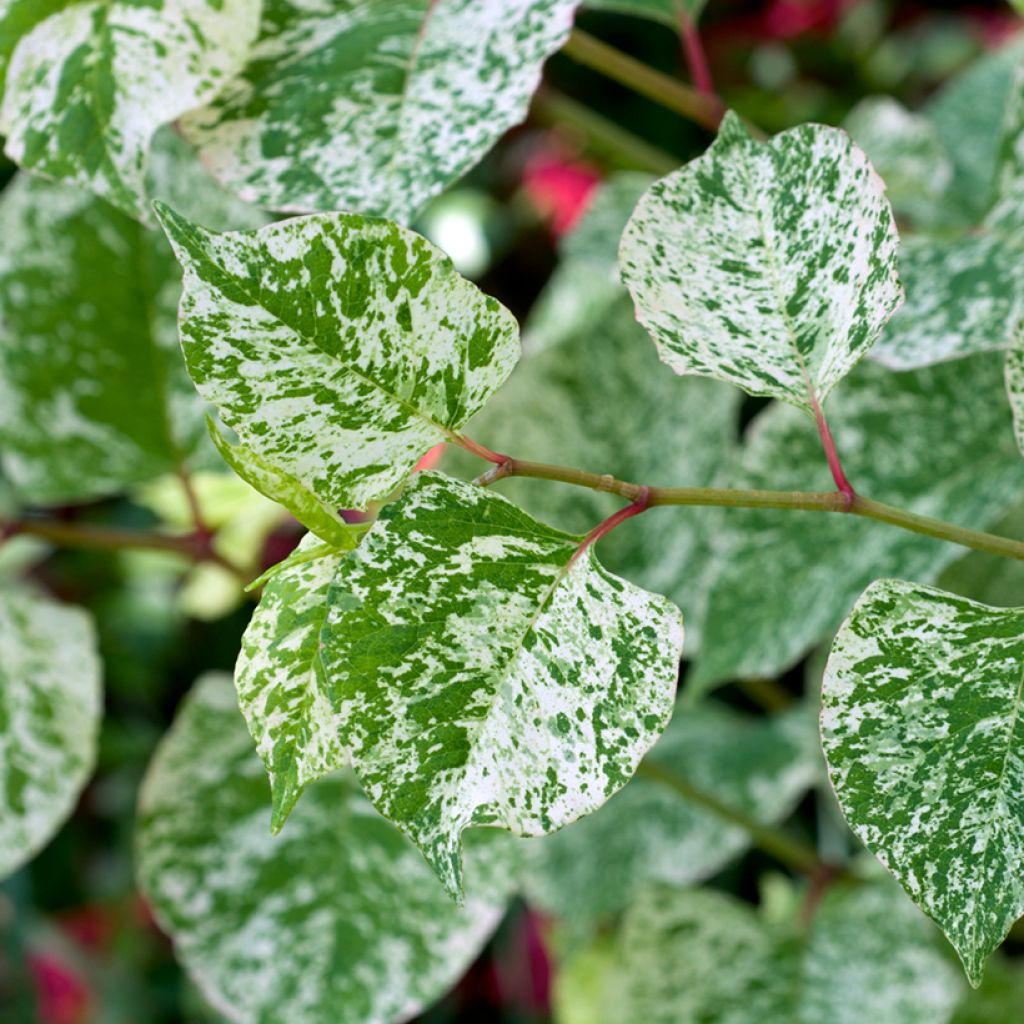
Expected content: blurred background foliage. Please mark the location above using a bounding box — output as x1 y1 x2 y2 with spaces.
2 1 1023 1021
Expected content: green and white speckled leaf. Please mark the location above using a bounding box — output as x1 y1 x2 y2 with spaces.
822 579 1024 986
0 133 264 504
1006 330 1024 456
0 0 260 220
180 0 578 220
524 702 819 927
620 112 902 410
585 0 706 26
0 589 101 879
157 206 521 512
320 472 684 898
137 673 517 1024
689 353 1024 696
951 956 1024 1024
844 96 952 229
235 534 349 831
208 421 358 550
453 297 737 653
583 880 961 1024
525 173 652 354
871 233 1024 370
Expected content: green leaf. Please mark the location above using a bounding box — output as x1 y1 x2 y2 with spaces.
156 205 521 512
320 472 684 898
620 112 902 411
137 673 518 1024
1006 329 1024 455
524 701 819 928
207 420 358 550
584 0 707 27
871 233 1024 371
924 42 1024 224
524 173 653 354
236 534 349 830
938 504 1024 609
822 579 1024 986
0 132 264 505
843 96 953 229
689 353 1023 696
0 588 101 879
577 880 961 1023
0 0 261 220
180 0 578 220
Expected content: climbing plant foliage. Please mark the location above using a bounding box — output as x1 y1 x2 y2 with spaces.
3 4 1024 1022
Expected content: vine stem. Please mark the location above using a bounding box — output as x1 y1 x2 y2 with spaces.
679 12 715 96
637 760 826 875
562 29 725 133
460 442 1024 562
1 518 247 578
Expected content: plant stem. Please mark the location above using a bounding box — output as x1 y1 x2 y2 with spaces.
679 12 715 96
810 394 855 505
1 518 246 577
637 760 825 875
532 88 678 176
462 448 1024 562
562 29 725 133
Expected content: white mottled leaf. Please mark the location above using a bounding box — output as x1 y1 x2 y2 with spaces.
0 588 101 879
235 534 349 831
822 580 1024 985
871 233 1024 371
320 472 684 898
579 880 961 1024
455 296 737 654
689 353 1023 696
844 96 953 229
0 132 265 504
181 0 578 220
137 673 516 1024
524 701 819 927
157 205 521 512
0 0 260 220
207 421 358 550
620 112 902 410
1006 329 1024 456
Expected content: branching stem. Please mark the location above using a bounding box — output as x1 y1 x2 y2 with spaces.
458 443 1024 562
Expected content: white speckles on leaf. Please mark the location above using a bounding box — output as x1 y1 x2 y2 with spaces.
0 0 261 220
822 579 1024 985
180 0 579 220
156 205 521 512
320 473 684 898
0 588 101 880
620 113 902 410
136 673 517 1024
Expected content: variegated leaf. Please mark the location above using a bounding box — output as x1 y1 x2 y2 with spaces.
689 353 1023 696
137 673 518 1024
156 205 521 512
235 534 349 831
619 112 902 411
208 421 358 550
524 701 819 928
844 96 952 229
180 0 578 220
320 472 684 898
0 0 260 220
0 131 264 504
822 579 1024 985
580 880 961 1024
0 588 101 879
1006 330 1024 455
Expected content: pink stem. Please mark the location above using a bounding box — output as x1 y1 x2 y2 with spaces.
570 487 651 566
452 434 509 466
811 396 855 506
679 12 714 96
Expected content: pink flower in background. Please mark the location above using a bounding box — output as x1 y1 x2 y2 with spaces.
522 144 601 236
29 953 92 1024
